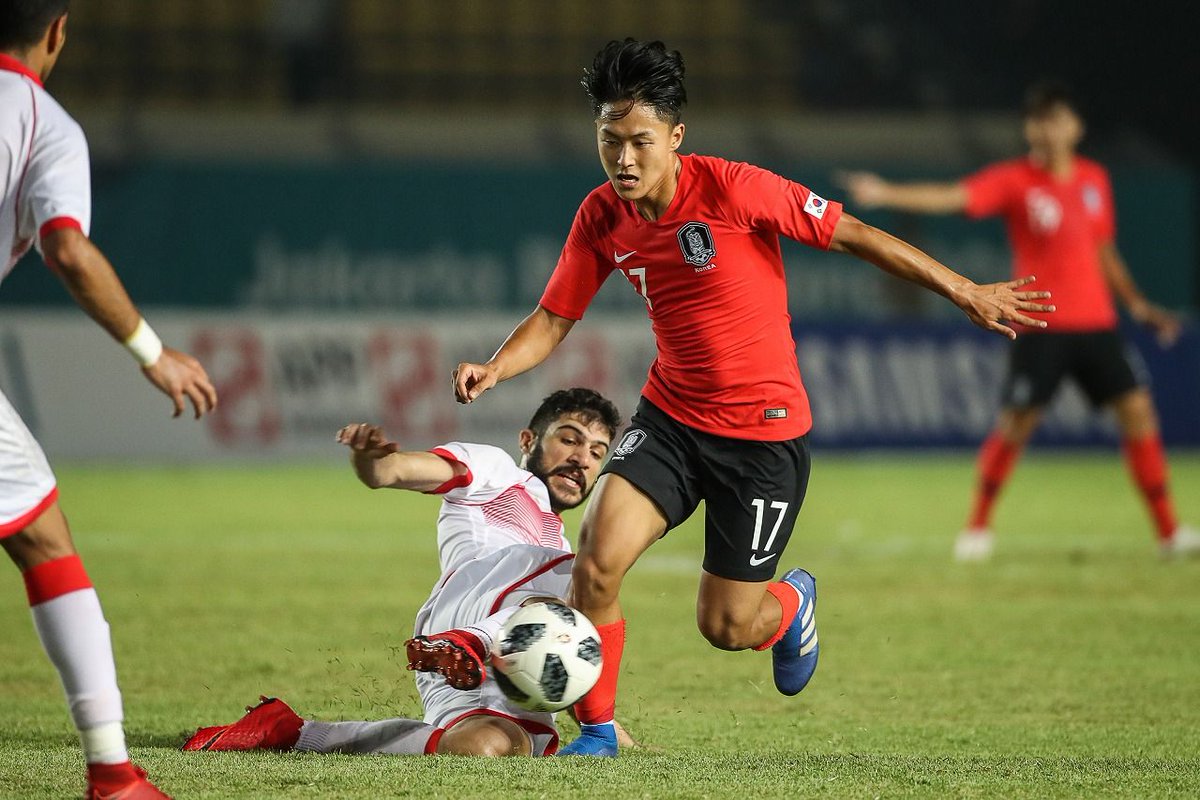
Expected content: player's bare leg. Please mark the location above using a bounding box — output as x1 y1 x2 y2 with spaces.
696 572 784 650
697 567 819 696
1111 388 1196 555
3 504 168 798
438 715 532 756
560 474 666 757
571 474 666 624
1112 387 1158 438
2 503 76 570
957 406 1043 561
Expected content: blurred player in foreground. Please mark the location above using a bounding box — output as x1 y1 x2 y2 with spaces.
452 39 1054 757
184 389 630 757
1 3 217 798
840 81 1197 561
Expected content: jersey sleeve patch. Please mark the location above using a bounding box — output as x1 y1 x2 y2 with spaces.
803 191 829 219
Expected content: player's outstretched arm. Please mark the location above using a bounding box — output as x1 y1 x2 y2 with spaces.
831 214 1054 339
336 422 462 491
40 227 217 418
453 305 576 404
837 171 968 214
1099 243 1183 347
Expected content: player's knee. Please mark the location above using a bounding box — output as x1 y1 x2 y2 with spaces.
696 611 756 651
1 524 75 572
438 717 530 757
1113 389 1157 434
997 408 1040 442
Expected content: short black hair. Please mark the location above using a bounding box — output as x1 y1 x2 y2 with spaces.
1023 80 1079 119
0 0 69 50
582 38 687 125
527 388 622 443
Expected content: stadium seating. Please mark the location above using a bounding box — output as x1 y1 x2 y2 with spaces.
50 0 801 111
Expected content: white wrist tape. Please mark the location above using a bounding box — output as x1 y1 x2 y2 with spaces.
123 318 163 367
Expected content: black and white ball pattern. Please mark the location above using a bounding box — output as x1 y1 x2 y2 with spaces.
491 601 603 713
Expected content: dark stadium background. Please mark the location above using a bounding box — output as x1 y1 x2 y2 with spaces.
2 0 1195 457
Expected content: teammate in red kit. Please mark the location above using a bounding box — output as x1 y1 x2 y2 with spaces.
841 81 1196 561
453 39 1053 756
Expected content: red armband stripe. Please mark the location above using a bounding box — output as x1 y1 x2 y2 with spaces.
23 552 92 606
425 447 473 494
38 216 83 240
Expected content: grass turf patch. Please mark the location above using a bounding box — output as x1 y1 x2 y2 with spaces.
1 453 1198 798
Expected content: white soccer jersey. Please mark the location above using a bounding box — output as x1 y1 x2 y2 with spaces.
426 442 570 576
413 543 574 756
1 55 91 284
0 56 87 530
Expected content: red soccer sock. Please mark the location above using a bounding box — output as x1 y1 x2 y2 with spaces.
1122 433 1178 541
967 434 1023 529
753 581 801 651
22 553 92 606
573 619 625 725
86 761 140 792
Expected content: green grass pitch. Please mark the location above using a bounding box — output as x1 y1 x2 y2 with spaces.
2 452 1198 798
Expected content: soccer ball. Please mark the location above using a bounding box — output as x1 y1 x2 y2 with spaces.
491 601 603 713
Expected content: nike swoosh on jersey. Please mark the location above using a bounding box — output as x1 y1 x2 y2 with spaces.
614 250 637 263
749 553 778 567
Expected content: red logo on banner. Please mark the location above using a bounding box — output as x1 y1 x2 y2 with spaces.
191 328 282 445
368 331 457 443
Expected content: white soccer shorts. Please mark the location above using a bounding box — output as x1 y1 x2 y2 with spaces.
0 389 57 537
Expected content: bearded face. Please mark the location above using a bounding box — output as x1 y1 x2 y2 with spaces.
522 415 613 513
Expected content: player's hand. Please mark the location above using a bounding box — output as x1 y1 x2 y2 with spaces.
141 347 218 419
836 170 890 209
336 422 401 460
952 275 1055 340
1129 299 1183 347
453 362 499 404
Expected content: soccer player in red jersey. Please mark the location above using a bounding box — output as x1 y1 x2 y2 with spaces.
453 40 1053 756
842 81 1196 562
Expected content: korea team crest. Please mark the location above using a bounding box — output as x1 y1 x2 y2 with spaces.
610 429 647 460
676 221 716 267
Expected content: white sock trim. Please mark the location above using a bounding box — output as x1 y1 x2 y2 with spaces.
81 721 128 764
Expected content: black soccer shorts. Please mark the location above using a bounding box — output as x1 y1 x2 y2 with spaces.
602 397 810 582
1002 330 1146 409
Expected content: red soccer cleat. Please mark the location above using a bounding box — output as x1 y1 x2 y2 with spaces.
85 764 171 800
405 632 486 690
181 696 303 752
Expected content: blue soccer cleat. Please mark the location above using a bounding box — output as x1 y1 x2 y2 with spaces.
772 568 819 696
556 722 618 757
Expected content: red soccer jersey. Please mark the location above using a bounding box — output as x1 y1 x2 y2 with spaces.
963 156 1118 331
540 153 842 441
